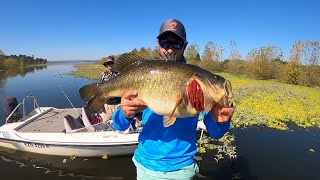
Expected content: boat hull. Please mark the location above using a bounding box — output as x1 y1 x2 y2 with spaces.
0 137 138 157
0 106 139 157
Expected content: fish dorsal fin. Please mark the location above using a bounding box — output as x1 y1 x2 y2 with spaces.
113 53 145 73
163 96 183 127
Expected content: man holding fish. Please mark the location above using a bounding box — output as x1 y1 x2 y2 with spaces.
114 19 234 179
80 19 234 179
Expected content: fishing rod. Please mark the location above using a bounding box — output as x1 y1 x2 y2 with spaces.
59 85 76 110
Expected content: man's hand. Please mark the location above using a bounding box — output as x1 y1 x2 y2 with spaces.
121 90 147 118
211 103 235 124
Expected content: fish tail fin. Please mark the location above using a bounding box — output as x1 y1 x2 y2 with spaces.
79 83 105 113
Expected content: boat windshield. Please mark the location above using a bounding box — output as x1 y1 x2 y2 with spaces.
70 121 116 133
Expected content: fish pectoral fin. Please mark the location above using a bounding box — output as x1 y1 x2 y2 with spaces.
163 116 177 127
163 96 183 127
204 106 211 114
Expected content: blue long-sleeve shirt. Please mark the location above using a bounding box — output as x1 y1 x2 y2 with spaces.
112 107 230 172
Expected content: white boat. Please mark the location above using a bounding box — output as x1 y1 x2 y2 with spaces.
0 95 139 157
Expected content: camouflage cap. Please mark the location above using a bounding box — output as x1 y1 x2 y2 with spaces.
157 19 187 42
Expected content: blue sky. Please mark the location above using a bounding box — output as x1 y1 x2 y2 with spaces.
1 0 319 61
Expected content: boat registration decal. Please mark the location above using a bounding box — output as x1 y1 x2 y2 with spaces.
103 135 118 138
24 142 49 148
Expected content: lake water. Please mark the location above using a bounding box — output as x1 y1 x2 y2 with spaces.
0 61 319 180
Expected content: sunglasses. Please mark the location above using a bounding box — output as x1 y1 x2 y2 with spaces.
159 40 184 50
103 62 114 66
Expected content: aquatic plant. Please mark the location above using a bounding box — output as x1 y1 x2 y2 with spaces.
102 154 108 159
70 155 77 160
220 72 320 130
196 131 237 163
68 63 104 80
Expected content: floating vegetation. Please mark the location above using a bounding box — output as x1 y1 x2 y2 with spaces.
70 155 77 160
219 72 320 131
232 172 242 180
68 63 103 80
196 131 237 163
309 149 315 153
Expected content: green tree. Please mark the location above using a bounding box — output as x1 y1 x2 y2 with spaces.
152 46 160 59
131 48 138 55
300 40 320 86
0 49 5 56
2 57 19 69
285 41 303 85
200 42 224 72
185 43 201 65
244 46 283 80
226 41 243 75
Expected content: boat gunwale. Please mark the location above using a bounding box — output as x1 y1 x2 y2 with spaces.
0 135 139 147
13 107 54 131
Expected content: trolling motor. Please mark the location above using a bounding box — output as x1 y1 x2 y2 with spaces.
3 96 21 123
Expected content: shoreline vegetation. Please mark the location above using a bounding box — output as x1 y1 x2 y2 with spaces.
0 54 47 70
69 60 320 131
0 53 48 79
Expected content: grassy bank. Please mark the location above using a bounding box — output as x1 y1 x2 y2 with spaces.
70 63 320 130
69 63 104 80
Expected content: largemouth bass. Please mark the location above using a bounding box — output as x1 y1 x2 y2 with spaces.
79 53 233 127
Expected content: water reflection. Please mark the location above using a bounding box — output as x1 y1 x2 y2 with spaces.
0 146 136 180
0 66 48 91
0 65 48 79
1 126 319 180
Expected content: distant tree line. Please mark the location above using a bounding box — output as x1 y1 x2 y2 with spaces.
0 50 47 69
103 40 319 87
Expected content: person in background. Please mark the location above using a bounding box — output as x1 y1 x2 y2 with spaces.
100 56 118 82
112 19 235 179
98 56 120 121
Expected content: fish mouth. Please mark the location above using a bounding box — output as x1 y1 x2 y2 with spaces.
206 79 233 108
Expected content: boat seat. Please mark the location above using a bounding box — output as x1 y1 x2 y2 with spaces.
64 114 84 133
81 107 95 132
64 115 76 132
